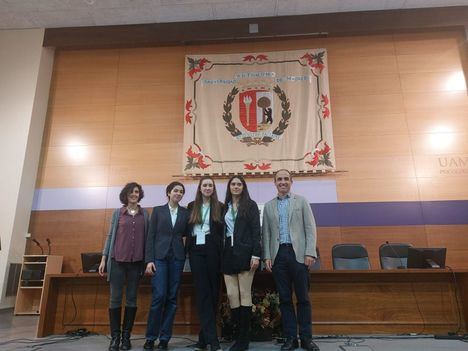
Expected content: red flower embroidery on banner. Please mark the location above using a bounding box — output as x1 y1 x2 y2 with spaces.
243 161 272 171
321 94 329 105
187 57 211 79
320 94 330 119
301 51 326 75
305 142 333 168
186 145 200 158
244 163 257 170
258 163 272 170
185 99 193 124
185 145 212 171
242 54 269 62
198 155 212 169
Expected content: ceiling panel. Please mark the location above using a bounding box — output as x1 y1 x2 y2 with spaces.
0 0 466 29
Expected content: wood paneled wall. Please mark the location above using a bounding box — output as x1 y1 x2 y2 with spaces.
27 207 468 272
29 29 468 270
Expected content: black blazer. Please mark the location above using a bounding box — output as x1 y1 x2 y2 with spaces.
186 201 224 253
222 199 261 273
145 204 189 262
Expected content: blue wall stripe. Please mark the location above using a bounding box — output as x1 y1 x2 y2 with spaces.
312 200 468 227
32 182 468 226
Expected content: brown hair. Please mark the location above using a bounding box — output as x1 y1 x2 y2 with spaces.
224 175 251 218
119 182 144 205
189 176 222 224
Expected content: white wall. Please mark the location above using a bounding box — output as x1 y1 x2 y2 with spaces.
0 29 54 308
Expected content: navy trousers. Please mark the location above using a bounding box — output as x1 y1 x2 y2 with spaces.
272 244 312 339
145 255 185 342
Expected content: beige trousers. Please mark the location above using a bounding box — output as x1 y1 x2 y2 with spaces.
223 270 255 308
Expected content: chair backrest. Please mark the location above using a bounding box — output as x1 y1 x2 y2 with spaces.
379 243 412 269
332 244 370 270
310 247 321 270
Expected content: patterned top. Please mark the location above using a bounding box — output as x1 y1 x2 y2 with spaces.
112 206 145 262
277 194 292 244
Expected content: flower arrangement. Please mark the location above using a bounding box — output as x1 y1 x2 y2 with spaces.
251 290 281 339
219 290 281 342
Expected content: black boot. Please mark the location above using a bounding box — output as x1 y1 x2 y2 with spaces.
230 306 251 351
120 306 137 350
230 307 240 341
108 307 121 351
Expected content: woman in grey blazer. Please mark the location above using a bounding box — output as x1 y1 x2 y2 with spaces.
99 182 150 351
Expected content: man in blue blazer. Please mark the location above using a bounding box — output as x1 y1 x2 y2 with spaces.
262 170 319 351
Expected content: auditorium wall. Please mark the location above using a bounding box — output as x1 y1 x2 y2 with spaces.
27 29 468 272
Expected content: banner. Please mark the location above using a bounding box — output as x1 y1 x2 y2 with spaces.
183 49 335 175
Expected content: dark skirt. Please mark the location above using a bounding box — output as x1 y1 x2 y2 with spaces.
222 237 251 275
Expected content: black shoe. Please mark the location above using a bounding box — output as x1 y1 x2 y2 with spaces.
143 340 155 350
157 340 168 349
210 341 223 351
300 338 319 351
281 337 299 351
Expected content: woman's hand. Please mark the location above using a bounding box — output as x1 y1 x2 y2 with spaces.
98 257 106 276
146 262 156 275
250 258 260 271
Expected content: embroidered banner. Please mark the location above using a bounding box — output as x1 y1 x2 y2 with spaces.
183 49 335 175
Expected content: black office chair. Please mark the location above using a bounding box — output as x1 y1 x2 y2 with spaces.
332 244 370 270
379 243 412 269
310 247 321 270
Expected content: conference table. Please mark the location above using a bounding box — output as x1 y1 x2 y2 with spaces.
37 269 468 337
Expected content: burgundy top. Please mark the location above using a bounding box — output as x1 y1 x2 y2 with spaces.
112 206 145 262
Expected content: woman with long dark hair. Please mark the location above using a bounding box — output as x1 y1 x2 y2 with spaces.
223 176 261 351
187 176 224 351
143 181 189 350
99 182 150 351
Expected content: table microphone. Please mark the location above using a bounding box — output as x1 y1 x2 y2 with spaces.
385 241 405 269
31 238 44 255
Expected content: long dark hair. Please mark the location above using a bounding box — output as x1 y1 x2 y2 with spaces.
189 176 222 224
119 182 144 205
225 175 251 218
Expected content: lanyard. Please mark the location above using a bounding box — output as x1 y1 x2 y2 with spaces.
200 205 210 232
230 203 238 222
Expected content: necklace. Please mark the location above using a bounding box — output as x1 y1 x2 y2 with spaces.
127 207 138 216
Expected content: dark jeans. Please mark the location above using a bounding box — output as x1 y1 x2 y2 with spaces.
109 259 143 308
189 245 221 346
272 245 312 339
145 255 185 342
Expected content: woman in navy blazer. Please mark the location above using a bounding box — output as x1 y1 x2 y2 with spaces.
186 176 224 351
143 181 189 350
222 176 261 351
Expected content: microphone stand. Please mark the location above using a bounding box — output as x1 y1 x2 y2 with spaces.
31 239 44 255
46 238 51 255
385 241 405 269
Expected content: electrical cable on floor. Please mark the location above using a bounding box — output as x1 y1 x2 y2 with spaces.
446 265 463 335
0 331 97 350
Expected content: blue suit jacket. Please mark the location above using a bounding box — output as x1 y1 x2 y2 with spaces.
145 204 189 262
